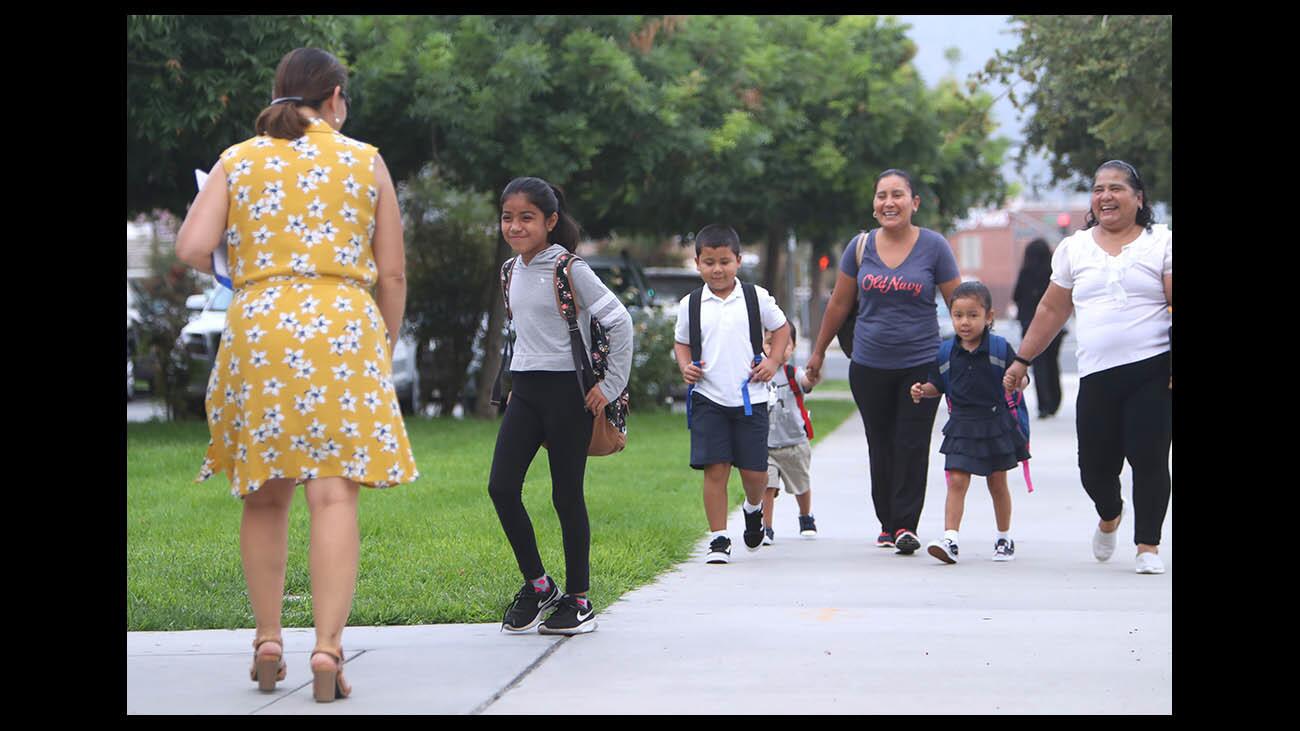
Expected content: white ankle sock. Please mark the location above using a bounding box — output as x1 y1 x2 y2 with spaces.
944 530 959 543
742 501 762 514
711 530 728 541
996 531 1010 541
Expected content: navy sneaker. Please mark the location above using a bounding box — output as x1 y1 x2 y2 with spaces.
743 508 765 551
539 594 597 635
993 538 1016 562
762 526 775 546
501 579 560 633
799 514 817 537
875 531 895 548
894 530 921 555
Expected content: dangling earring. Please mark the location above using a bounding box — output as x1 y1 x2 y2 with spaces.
334 116 341 125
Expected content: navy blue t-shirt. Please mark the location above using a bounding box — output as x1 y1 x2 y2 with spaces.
839 228 960 369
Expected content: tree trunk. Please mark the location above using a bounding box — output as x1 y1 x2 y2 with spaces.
474 238 512 418
762 222 784 294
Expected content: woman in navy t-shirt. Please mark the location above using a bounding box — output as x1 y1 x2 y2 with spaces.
807 169 962 555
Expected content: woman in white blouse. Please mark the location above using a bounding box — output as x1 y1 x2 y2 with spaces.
1003 160 1171 575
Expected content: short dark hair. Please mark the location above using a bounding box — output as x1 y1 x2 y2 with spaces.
950 280 995 336
786 322 796 347
875 168 918 197
1084 160 1156 232
694 224 741 256
501 176 583 251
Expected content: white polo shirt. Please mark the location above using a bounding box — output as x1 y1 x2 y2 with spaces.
1051 224 1172 378
674 282 787 407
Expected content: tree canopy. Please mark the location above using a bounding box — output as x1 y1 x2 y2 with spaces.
978 15 1172 207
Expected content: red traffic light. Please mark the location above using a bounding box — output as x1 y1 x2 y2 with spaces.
818 255 830 271
1057 213 1071 228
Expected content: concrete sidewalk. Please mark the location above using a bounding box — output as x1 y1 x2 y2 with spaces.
127 374 1172 714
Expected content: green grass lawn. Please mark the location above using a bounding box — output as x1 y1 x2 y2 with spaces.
127 399 857 630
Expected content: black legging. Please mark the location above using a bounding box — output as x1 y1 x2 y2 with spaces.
488 370 595 594
848 361 941 535
1076 352 1171 546
1026 328 1065 416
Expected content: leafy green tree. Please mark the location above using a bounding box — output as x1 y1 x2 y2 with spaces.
127 14 347 217
397 165 500 416
976 15 1172 206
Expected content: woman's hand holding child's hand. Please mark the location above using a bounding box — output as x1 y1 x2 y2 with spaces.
910 382 926 404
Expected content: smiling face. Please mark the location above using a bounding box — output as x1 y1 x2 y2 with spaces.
1091 168 1143 230
696 245 741 295
500 193 557 257
950 295 993 345
873 175 919 229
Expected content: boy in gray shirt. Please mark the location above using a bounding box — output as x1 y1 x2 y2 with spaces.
761 323 820 542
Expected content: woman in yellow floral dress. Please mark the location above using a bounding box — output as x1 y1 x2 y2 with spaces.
175 48 418 702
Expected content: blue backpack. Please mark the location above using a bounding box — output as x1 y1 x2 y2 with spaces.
936 333 1034 492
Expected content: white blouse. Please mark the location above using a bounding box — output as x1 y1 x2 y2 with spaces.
1050 224 1172 378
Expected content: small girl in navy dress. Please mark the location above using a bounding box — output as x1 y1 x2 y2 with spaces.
910 281 1029 564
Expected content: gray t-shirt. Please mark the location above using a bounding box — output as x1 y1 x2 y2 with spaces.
838 228 960 369
768 366 812 448
508 245 634 401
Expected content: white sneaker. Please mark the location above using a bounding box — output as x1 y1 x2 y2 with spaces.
926 538 958 564
1135 552 1165 574
1092 504 1123 562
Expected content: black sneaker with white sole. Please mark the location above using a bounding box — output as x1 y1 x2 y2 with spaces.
539 594 597 635
743 508 765 551
894 530 921 555
799 514 817 537
501 580 560 633
706 535 732 564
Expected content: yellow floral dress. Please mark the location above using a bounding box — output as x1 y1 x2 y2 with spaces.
195 118 420 498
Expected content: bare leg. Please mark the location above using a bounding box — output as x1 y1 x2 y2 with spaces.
795 490 812 516
737 468 769 506
240 479 296 654
304 477 361 666
944 470 972 532
761 488 779 529
987 471 1012 533
702 463 732 532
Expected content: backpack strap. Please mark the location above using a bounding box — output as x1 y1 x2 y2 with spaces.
490 256 518 406
741 282 763 358
686 286 704 430
785 364 814 440
989 333 1035 494
554 252 597 397
856 230 870 267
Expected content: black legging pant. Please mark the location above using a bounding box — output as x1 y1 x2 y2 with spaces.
1025 327 1065 416
849 361 941 535
1076 352 1171 546
488 371 595 594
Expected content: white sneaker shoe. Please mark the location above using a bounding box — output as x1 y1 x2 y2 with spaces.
1092 504 1123 562
926 538 958 564
1135 552 1165 574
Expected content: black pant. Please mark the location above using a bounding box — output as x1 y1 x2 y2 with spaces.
848 361 940 535
1076 352 1171 546
1026 327 1065 416
488 371 595 594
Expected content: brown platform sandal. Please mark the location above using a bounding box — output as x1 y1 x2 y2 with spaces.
310 648 352 702
249 637 287 692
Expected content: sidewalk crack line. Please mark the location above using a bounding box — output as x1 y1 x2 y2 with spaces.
469 639 568 715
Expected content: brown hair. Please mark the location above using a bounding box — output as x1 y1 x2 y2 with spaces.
254 48 348 140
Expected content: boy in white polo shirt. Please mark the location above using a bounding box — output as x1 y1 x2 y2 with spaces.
673 224 790 563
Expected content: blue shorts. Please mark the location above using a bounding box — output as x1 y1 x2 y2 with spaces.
689 392 769 472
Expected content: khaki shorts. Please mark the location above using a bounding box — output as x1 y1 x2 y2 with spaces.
766 441 812 496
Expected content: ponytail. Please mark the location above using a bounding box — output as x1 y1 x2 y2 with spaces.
547 184 583 252
255 100 310 140
253 48 348 140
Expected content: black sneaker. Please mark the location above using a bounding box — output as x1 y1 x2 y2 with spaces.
894 530 921 555
743 508 765 551
799 514 817 537
875 531 895 548
539 594 597 635
501 580 560 633
706 535 732 564
762 526 775 546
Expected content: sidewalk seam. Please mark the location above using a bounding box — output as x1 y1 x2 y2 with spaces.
469 638 568 715
248 649 368 714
